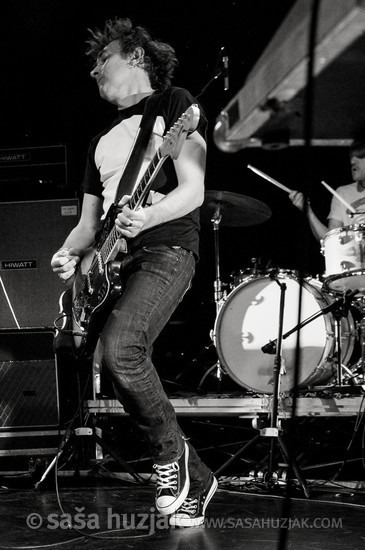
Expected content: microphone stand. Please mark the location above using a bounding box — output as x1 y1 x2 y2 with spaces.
195 47 229 98
261 275 310 496
215 273 311 498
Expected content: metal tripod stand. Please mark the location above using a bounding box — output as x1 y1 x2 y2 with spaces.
214 274 311 498
35 363 145 489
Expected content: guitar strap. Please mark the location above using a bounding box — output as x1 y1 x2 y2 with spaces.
114 89 166 204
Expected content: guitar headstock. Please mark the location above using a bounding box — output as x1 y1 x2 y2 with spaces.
161 104 201 160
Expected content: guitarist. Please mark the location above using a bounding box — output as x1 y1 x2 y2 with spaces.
51 17 217 527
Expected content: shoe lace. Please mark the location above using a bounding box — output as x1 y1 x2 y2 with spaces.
179 497 198 513
153 462 179 491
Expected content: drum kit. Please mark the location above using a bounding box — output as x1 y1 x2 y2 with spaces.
202 189 365 396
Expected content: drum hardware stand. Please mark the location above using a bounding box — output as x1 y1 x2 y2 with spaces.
198 203 228 389
214 275 311 498
350 295 365 383
176 202 230 392
211 201 226 311
319 288 361 390
170 202 230 391
262 287 359 390
332 292 353 387
349 211 365 218
195 190 271 391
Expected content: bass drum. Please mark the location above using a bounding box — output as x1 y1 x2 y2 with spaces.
213 271 355 393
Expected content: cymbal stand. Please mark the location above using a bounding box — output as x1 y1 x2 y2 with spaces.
215 275 310 497
198 203 226 390
211 202 224 310
175 203 227 391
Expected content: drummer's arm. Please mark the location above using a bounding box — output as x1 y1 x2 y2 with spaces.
307 207 329 242
288 191 328 242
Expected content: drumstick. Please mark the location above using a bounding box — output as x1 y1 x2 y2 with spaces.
247 164 292 194
320 180 356 214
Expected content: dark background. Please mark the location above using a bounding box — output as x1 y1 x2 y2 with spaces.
1 0 362 391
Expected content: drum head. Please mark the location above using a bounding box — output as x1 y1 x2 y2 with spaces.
214 275 334 394
322 225 365 295
323 270 365 295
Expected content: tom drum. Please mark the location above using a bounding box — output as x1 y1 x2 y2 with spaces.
322 224 365 295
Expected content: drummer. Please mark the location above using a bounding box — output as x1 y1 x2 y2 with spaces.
289 139 365 241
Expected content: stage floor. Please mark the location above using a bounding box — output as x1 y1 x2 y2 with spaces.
1 385 365 549
1 476 364 549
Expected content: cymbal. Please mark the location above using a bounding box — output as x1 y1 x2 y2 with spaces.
201 190 271 227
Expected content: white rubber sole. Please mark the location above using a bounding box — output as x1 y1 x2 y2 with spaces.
169 475 218 527
155 442 190 516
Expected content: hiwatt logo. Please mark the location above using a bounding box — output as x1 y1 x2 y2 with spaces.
1 259 37 270
0 152 31 163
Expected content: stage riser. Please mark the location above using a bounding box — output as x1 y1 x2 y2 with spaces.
86 395 365 418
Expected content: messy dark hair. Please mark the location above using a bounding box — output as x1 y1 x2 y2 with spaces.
350 139 365 159
86 17 178 91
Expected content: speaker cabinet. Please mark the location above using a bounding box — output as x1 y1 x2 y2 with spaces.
0 199 79 329
0 330 59 428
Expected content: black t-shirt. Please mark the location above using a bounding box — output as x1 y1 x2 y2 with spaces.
81 87 207 259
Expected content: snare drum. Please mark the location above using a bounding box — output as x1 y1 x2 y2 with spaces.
230 268 263 289
230 267 298 290
212 271 355 393
322 224 365 294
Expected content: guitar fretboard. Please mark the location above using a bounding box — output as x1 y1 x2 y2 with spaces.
99 148 165 264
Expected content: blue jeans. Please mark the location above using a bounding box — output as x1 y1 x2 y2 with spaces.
94 244 212 495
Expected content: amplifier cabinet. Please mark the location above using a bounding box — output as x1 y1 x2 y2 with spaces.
0 198 79 328
0 329 59 429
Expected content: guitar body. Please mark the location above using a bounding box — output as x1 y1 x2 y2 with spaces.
64 104 200 358
72 251 124 358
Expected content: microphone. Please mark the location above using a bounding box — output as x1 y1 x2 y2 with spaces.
221 47 229 91
268 268 279 280
261 340 277 354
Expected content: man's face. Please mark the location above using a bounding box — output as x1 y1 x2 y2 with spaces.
90 40 131 104
350 153 365 182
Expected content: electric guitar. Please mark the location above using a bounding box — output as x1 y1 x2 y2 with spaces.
61 103 200 359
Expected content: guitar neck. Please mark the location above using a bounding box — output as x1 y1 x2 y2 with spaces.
129 148 165 209
99 147 167 262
